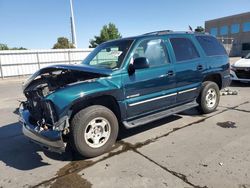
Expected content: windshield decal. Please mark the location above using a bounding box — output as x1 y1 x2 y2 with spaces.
109 51 123 57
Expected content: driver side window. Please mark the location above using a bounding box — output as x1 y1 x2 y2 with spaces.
133 39 170 67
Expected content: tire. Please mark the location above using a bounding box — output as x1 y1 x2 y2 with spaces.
70 105 119 158
197 81 220 114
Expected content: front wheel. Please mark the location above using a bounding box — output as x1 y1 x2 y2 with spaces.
70 105 119 158
197 81 220 114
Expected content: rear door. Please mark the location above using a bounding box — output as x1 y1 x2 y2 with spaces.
122 38 177 118
169 36 204 104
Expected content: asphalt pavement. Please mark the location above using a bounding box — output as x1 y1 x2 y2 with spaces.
0 77 249 188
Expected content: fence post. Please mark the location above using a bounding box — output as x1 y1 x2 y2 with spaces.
68 50 71 64
0 56 4 79
36 52 41 69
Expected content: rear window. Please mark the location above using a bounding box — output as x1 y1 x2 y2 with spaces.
196 36 227 56
170 38 200 62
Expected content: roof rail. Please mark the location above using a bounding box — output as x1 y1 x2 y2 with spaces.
142 30 174 36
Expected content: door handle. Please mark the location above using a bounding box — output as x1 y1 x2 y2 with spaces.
197 65 203 71
167 70 174 77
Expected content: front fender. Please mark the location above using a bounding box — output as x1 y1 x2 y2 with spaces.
46 80 122 118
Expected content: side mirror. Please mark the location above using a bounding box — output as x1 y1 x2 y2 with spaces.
133 57 149 69
128 64 135 75
128 57 149 75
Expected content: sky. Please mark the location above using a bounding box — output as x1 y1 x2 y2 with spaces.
0 0 249 49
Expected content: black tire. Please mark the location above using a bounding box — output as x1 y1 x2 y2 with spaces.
197 81 220 114
70 105 119 158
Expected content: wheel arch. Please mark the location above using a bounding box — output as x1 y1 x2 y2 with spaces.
69 95 122 123
202 73 222 89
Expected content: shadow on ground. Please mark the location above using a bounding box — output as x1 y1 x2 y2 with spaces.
0 107 201 171
230 80 250 87
0 122 72 171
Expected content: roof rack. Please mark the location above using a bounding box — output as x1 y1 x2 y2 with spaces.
142 30 210 36
142 30 174 36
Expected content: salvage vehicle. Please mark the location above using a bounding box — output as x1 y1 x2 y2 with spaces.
230 53 250 82
19 30 231 158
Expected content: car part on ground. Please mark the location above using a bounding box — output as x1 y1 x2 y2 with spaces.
221 88 238 96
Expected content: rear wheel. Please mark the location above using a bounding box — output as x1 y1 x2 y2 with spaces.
197 81 220 114
70 105 119 158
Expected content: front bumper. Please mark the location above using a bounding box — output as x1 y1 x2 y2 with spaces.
19 108 66 153
230 70 250 82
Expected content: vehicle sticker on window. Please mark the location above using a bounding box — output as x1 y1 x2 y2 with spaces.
109 51 123 57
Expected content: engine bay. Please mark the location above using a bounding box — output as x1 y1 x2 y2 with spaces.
22 69 103 127
24 69 100 97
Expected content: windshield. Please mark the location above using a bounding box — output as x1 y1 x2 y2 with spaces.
245 53 250 59
82 40 134 70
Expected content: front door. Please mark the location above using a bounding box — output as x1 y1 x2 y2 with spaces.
122 38 177 118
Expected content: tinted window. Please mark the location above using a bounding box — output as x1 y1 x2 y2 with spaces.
133 39 170 67
243 22 250 32
242 43 250 51
231 24 240 34
210 28 218 36
196 36 227 56
170 38 200 62
220 26 228 35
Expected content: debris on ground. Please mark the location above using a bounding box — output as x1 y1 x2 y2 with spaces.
199 163 208 167
217 121 237 128
221 88 238 96
219 162 224 166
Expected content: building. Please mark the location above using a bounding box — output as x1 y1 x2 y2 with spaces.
205 12 250 57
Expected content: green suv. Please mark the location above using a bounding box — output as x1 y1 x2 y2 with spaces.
19 30 231 157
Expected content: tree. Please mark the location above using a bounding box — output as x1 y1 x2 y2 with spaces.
0 43 9 50
53 37 75 49
11 47 27 50
0 43 27 50
195 26 205 33
89 23 122 48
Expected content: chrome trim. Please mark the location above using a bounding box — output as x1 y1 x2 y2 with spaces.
178 88 197 94
126 94 140 99
128 87 198 107
128 93 177 107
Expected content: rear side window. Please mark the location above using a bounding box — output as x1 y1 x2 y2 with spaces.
170 38 200 62
196 36 227 56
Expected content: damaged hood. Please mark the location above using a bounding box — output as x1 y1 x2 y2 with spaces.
23 64 112 90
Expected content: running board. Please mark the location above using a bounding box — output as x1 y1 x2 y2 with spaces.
123 101 198 129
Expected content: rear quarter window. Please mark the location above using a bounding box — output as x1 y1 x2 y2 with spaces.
196 36 227 56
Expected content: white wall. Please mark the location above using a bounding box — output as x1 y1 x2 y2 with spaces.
0 48 93 78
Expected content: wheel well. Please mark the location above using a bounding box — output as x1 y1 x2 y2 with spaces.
203 74 222 89
70 95 121 122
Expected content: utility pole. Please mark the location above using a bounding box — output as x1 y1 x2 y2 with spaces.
70 0 77 48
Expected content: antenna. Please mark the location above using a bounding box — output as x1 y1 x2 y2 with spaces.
70 0 77 48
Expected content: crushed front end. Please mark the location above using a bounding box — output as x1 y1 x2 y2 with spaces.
19 80 69 153
19 103 66 153
19 64 110 153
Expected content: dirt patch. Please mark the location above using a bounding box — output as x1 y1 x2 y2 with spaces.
217 121 237 128
51 173 92 188
50 160 93 188
48 143 126 188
